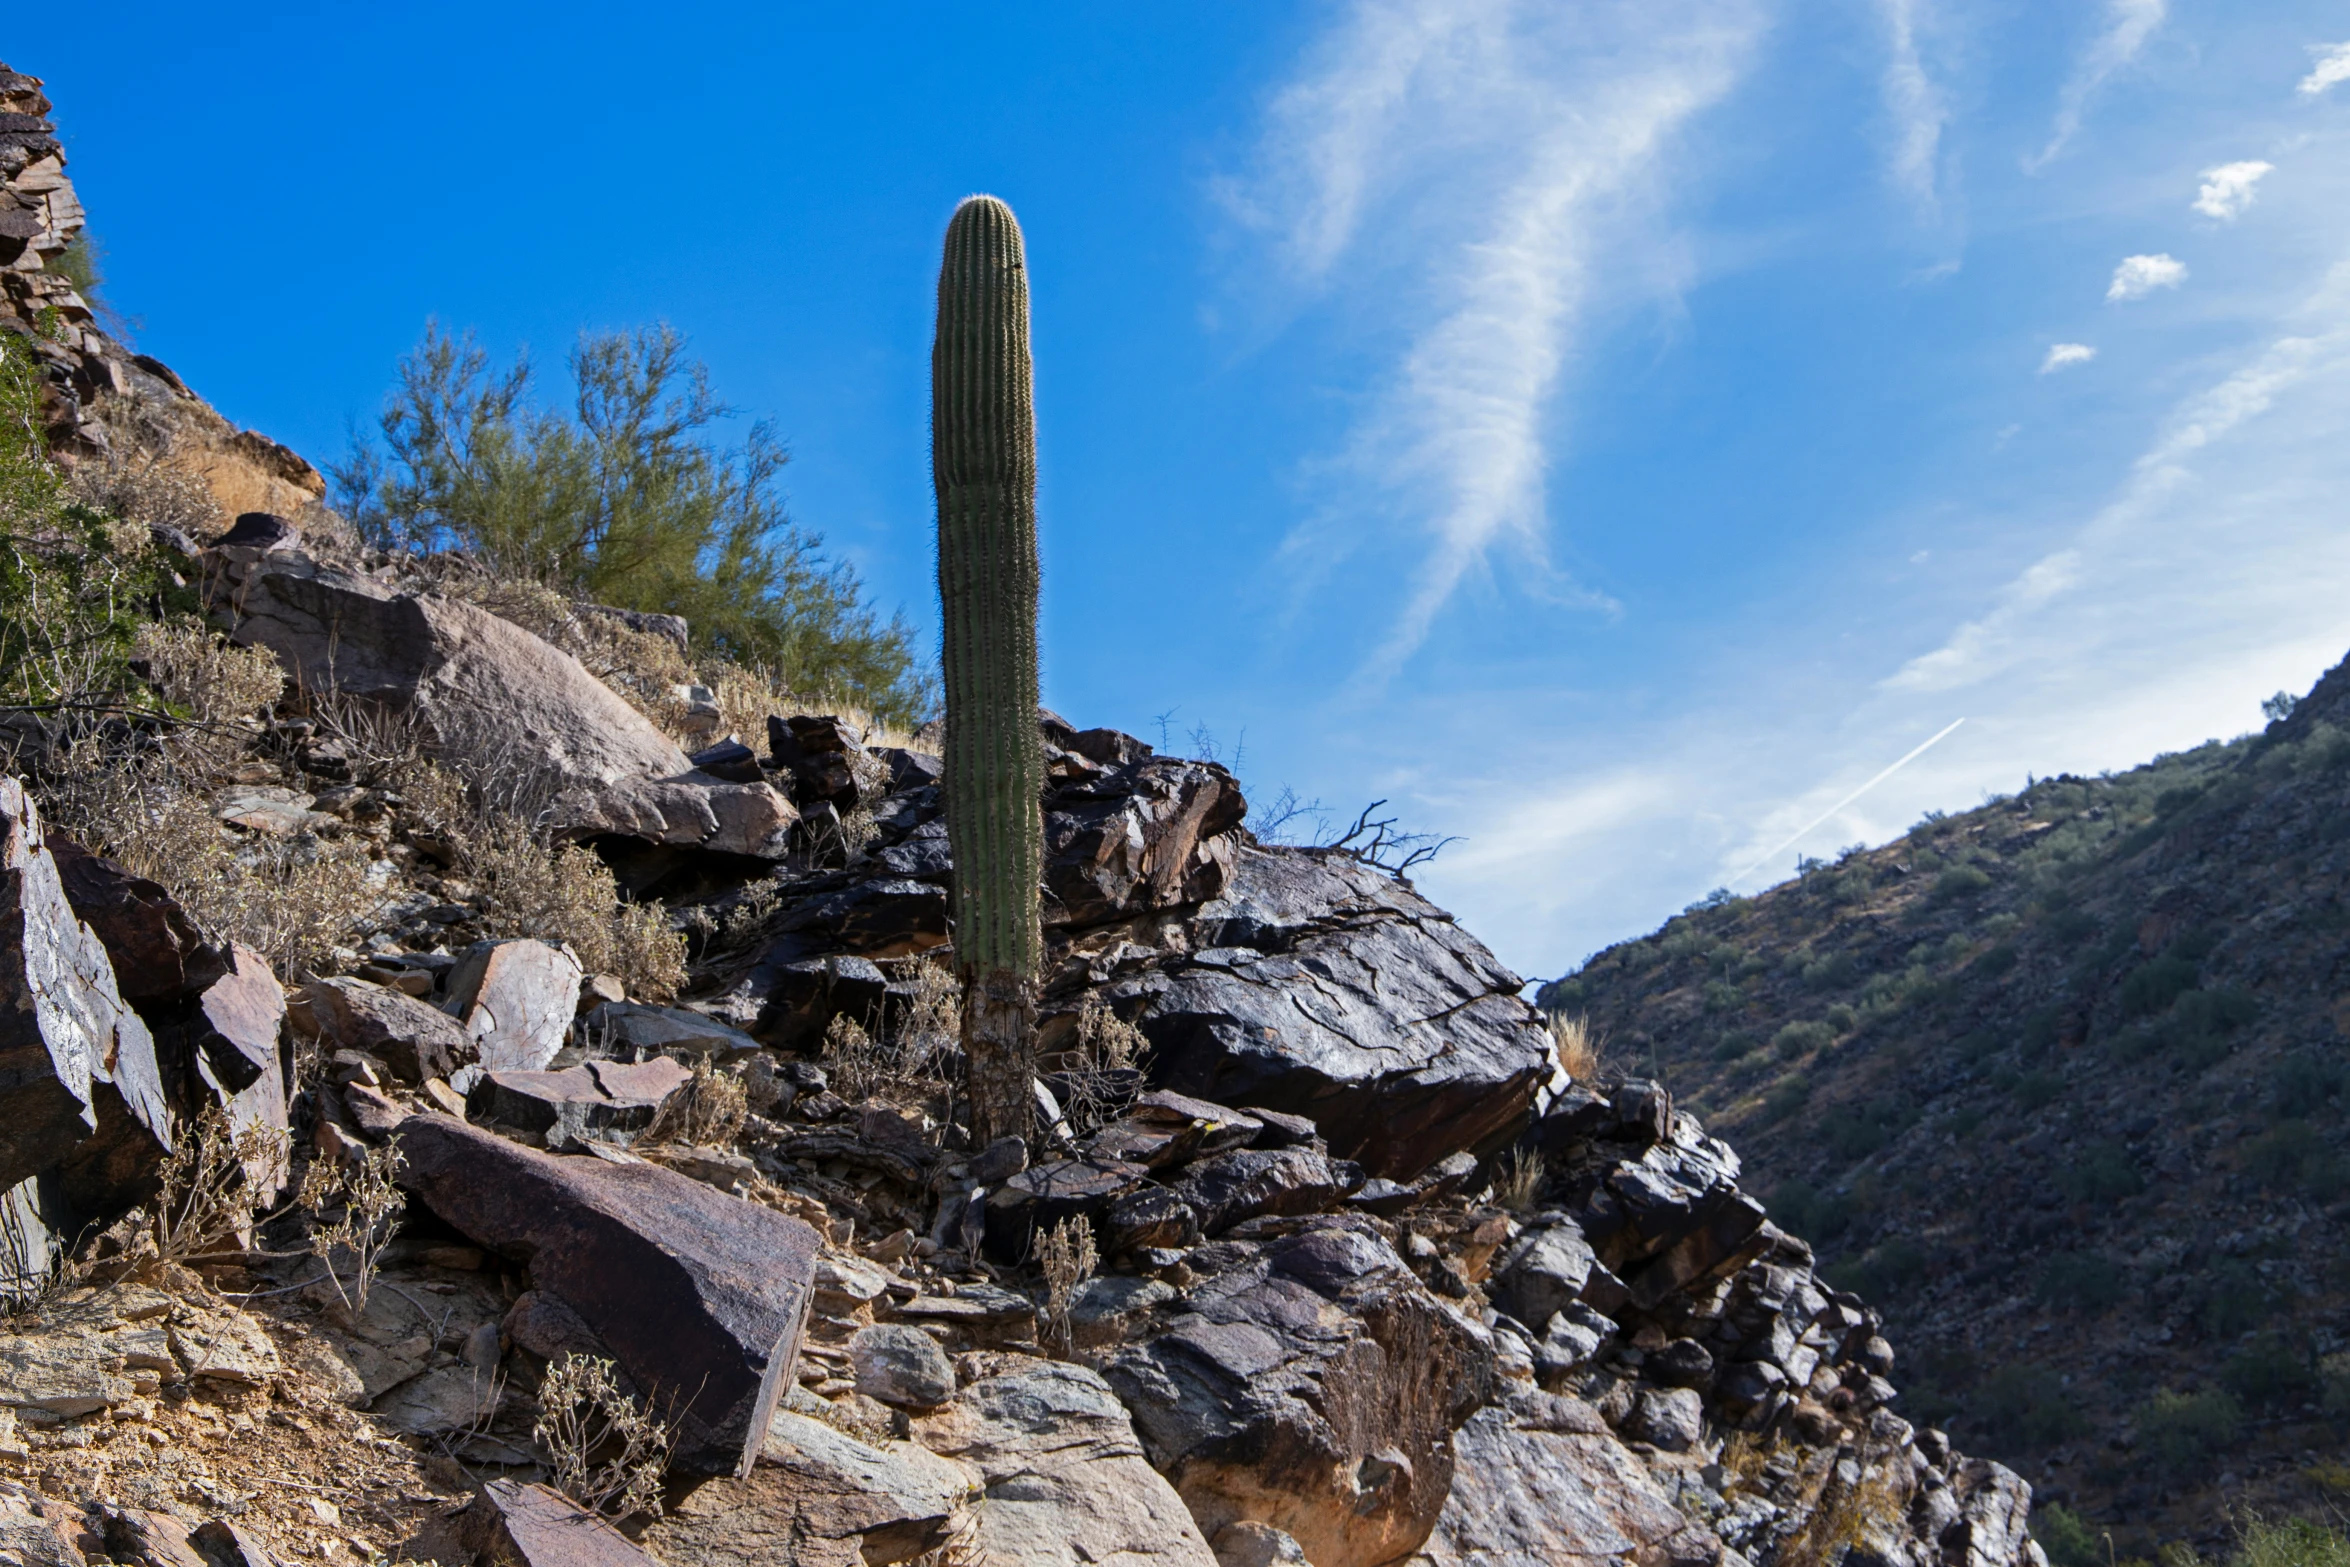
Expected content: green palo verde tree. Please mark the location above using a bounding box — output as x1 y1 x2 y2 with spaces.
932 194 1044 1150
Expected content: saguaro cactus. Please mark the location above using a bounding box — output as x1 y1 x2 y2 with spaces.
932 194 1044 1149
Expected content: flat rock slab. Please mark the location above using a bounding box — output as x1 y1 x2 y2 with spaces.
644 1409 974 1567
445 940 584 1073
468 1058 691 1147
1116 847 1555 1181
306 976 471 1085
581 1002 761 1059
459 1480 657 1567
396 1115 820 1475
911 1358 1218 1567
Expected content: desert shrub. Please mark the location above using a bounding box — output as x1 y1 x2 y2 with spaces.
1973 943 2017 976
1057 995 1148 1134
1802 952 1859 991
1834 1236 1928 1299
1764 1075 1813 1120
2021 1006 2064 1059
1711 1033 1753 1063
300 1141 404 1313
1770 1180 1852 1242
2244 1120 2345 1196
1977 1362 2089 1450
642 1058 749 1149
2236 1519 2350 1567
2222 1332 2313 1408
1036 1216 1098 1357
445 809 686 1002
2274 1051 2350 1111
1933 864 1992 901
1823 1098 1914 1160
1824 1003 1858 1033
1702 979 1743 1013
2012 1070 2064 1110
332 322 931 727
2061 1140 2143 1203
1660 924 1711 961
2138 1387 2242 1479
2036 1251 2126 1313
2120 956 2200 1019
2034 1504 2103 1567
2189 1258 2271 1341
0 338 172 709
1774 1020 1834 1060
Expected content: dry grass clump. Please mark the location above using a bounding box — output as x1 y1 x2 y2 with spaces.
147 1103 291 1264
643 1058 750 1148
299 1140 404 1314
535 1353 675 1522
393 760 686 1002
131 619 285 776
1059 995 1147 1135
1775 1447 1913 1567
1550 1013 1600 1081
1036 1216 1098 1357
44 747 381 981
67 399 227 537
820 959 963 1107
1491 1148 1548 1214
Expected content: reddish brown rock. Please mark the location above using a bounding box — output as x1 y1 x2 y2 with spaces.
395 1115 820 1475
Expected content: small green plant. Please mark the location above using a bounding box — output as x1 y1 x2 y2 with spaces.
1932 864 1992 900
2222 1332 2313 1408
2033 1504 2104 1567
1773 1020 1834 1060
2119 955 2199 1018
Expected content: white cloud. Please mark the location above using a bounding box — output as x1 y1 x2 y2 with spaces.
2302 41 2350 97
1875 0 1946 213
2028 0 2165 170
2107 252 2187 300
2193 160 2274 220
2041 342 2098 372
1238 0 1763 685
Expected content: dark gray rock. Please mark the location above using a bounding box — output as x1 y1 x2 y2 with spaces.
304 977 471 1085
395 1115 820 1475
848 1324 955 1410
466 1058 692 1148
1169 1147 1355 1237
1117 847 1554 1180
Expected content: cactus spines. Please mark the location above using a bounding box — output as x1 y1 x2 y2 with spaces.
933 194 1044 1149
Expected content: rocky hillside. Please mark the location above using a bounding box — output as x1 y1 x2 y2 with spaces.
0 57 2048 1567
1549 655 2350 1558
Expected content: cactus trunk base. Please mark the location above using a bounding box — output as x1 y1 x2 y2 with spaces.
962 968 1035 1149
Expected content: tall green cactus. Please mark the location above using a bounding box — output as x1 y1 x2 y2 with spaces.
933 194 1044 1149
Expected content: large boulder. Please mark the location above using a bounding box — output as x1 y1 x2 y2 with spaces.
46 832 227 1004
211 551 794 858
304 976 471 1084
1402 1391 1723 1567
1101 1223 1496 1567
911 1357 1219 1567
0 779 172 1201
394 1115 820 1475
444 939 583 1073
1109 848 1556 1180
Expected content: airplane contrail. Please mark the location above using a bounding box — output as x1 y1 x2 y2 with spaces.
1727 717 1968 889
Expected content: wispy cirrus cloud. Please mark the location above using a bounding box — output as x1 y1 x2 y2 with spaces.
2027 0 2165 171
2194 160 2274 221
1236 0 1764 686
1875 0 1947 214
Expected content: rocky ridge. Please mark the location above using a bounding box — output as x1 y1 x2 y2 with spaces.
1551 652 2350 1555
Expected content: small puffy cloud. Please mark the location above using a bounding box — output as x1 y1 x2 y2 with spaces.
2041 342 2098 373
2193 160 2273 220
2108 253 2187 301
2301 41 2350 95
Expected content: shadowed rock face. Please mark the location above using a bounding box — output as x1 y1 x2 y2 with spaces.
0 779 171 1204
393 1115 821 1476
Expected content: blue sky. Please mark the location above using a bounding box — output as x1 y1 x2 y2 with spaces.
23 2 2350 981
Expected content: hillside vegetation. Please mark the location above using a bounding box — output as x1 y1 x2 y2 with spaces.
1546 660 2350 1556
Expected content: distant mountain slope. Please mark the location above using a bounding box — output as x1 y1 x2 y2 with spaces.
1544 650 2350 1557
